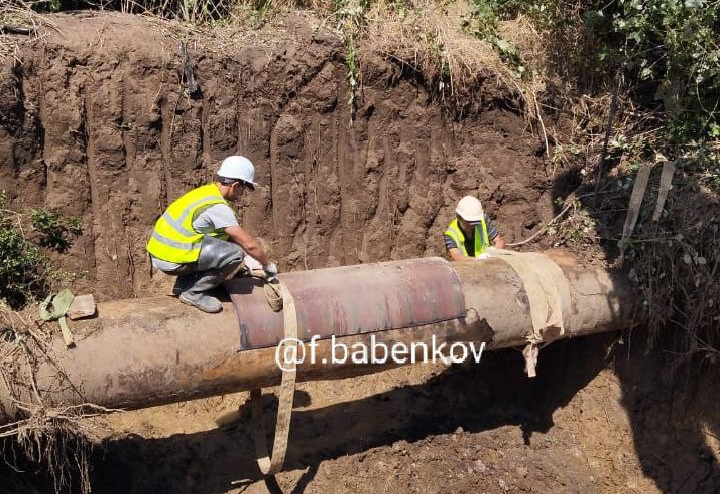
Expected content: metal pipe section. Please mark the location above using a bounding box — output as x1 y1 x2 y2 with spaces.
0 252 634 422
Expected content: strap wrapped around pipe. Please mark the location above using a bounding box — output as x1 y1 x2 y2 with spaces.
483 248 573 376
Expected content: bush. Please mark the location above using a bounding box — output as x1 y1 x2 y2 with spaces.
591 0 720 142
0 195 81 309
30 209 83 253
0 220 50 309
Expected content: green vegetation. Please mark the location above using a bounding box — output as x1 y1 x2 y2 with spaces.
335 0 367 112
30 208 83 252
460 0 719 359
581 0 718 359
483 0 718 147
0 194 49 309
462 0 526 77
595 0 719 142
0 193 82 309
0 225 49 309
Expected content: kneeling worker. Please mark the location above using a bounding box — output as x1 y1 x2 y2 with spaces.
146 156 278 313
444 195 506 261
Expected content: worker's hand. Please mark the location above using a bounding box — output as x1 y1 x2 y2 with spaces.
262 262 278 282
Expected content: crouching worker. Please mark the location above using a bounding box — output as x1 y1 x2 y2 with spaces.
146 156 278 313
444 195 506 261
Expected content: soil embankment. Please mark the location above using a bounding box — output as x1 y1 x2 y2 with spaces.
1 12 549 300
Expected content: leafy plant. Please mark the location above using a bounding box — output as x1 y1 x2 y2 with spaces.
32 0 62 12
390 0 407 18
335 0 368 114
30 209 83 253
345 34 360 107
585 0 720 143
462 0 526 77
427 32 451 95
538 197 599 247
0 201 83 308
0 215 49 309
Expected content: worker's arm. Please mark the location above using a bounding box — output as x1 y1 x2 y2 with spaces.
445 233 468 261
447 247 467 262
224 225 271 266
492 235 506 249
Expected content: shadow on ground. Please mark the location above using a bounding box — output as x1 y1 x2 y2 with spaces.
550 167 720 494
90 333 616 494
613 332 720 494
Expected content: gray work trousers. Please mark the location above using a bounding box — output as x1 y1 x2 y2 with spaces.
152 235 245 276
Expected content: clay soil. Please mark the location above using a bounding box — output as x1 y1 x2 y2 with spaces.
1 11 719 494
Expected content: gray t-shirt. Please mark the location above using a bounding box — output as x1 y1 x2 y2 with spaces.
151 204 239 272
192 204 239 233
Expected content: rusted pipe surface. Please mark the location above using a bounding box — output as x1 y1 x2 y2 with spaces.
224 257 465 349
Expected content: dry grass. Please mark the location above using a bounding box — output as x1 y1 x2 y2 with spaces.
621 183 720 367
109 0 543 125
361 1 569 152
0 1 58 63
554 86 720 366
364 0 511 97
358 0 565 148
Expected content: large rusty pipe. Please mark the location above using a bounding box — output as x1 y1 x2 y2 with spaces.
0 252 634 422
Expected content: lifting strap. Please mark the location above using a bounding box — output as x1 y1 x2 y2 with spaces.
485 248 571 377
250 280 297 475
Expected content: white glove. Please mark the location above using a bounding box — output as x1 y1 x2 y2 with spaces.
263 262 278 281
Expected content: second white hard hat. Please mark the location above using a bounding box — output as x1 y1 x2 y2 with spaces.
456 196 485 223
217 156 257 189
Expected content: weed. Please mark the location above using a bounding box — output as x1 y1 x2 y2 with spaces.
30 209 83 253
0 217 49 309
0 202 81 308
345 34 360 108
462 0 526 78
335 0 367 116
427 31 451 95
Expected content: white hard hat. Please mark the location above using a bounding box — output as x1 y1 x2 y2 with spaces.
217 156 257 189
456 196 484 223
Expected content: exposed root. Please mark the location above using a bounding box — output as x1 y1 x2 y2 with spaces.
0 303 119 494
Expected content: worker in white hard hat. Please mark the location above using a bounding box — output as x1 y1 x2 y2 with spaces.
146 155 278 313
444 195 505 261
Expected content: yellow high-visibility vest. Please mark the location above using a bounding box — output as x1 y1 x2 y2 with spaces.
146 183 230 263
444 218 490 258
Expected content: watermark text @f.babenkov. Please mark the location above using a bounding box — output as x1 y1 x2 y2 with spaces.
274 334 485 372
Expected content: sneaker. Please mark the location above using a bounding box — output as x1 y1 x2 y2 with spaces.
178 291 222 313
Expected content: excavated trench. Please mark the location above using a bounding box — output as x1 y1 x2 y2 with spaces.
1 11 719 494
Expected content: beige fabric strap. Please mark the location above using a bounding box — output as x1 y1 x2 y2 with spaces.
250 281 297 476
620 163 652 248
263 282 283 312
484 248 571 377
652 160 675 222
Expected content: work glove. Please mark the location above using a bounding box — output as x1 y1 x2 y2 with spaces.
263 262 278 282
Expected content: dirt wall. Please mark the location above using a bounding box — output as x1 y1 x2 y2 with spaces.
0 12 550 301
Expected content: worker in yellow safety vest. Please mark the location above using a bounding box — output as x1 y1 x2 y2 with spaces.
147 156 277 313
444 196 505 261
